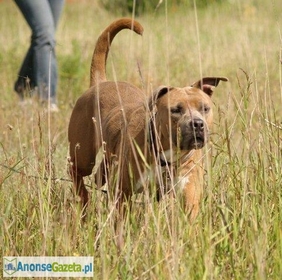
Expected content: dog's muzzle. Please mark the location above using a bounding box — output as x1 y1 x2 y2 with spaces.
179 118 208 150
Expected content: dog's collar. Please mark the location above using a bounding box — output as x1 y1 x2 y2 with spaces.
148 115 158 155
160 157 169 167
148 116 164 166
148 117 195 167
159 149 195 167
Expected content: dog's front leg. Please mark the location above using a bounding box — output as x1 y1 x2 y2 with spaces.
180 164 204 221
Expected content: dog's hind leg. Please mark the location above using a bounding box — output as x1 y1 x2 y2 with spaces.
69 164 89 212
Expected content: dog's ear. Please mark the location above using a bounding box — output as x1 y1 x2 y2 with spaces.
191 77 228 96
148 86 174 111
154 86 173 99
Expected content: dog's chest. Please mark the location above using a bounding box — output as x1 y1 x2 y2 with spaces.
134 160 191 195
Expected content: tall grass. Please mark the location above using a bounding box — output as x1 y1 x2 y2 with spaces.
1 0 282 279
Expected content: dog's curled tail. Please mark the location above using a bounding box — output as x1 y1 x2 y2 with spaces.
90 18 144 87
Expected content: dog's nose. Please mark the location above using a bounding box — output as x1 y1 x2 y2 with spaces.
191 118 204 131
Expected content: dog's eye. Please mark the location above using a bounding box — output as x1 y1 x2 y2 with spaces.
170 105 182 114
202 105 210 113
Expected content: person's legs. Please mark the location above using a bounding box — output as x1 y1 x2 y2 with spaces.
44 0 64 104
14 3 36 100
48 0 65 29
14 0 64 104
14 46 35 100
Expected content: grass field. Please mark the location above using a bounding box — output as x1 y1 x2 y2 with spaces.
1 0 282 279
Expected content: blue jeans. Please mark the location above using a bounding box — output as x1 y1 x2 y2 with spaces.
14 0 64 103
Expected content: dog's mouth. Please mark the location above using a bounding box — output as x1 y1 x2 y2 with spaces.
174 119 209 151
179 134 206 150
193 136 205 149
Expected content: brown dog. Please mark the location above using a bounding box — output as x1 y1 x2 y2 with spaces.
68 18 228 220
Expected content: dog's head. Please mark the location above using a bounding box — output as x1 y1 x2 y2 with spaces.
150 77 228 152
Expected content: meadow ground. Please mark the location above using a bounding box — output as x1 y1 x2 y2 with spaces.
0 0 282 279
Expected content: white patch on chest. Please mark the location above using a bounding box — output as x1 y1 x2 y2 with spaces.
135 162 191 195
134 148 194 193
175 175 190 193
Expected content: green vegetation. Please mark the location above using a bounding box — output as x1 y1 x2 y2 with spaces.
99 0 223 15
1 0 282 279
